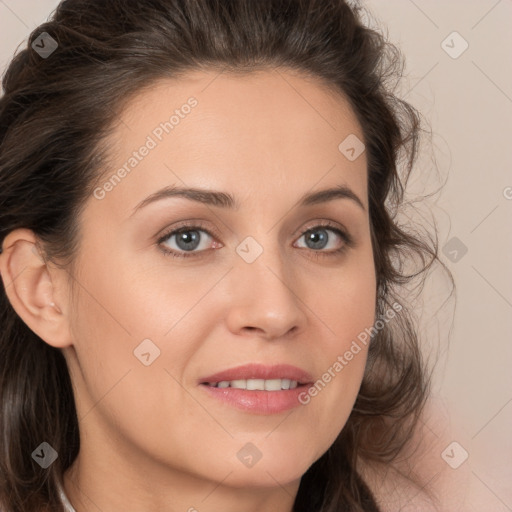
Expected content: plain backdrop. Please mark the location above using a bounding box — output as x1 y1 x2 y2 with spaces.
1 0 511 510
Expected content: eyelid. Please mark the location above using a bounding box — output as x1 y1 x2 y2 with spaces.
157 218 353 258
295 219 351 241
156 219 220 244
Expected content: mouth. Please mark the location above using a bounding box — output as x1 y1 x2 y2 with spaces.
198 363 314 414
201 378 305 390
199 362 313 388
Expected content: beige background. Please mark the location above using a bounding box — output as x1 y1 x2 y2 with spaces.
1 0 511 509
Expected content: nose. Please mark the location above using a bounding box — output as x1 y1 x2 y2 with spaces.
224 244 307 341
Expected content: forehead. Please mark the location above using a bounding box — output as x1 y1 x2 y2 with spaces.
93 68 368 219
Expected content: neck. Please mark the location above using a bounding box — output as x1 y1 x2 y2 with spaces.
62 449 299 512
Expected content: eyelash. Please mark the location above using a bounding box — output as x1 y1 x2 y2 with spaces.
157 220 354 260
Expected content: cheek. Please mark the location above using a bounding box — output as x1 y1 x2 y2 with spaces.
67 255 211 467
70 242 209 350
296 251 376 449
66 245 222 422
314 246 377 356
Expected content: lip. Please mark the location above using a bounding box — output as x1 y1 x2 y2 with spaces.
199 363 314 385
198 363 314 415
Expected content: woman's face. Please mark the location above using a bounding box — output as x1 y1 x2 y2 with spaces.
61 69 376 496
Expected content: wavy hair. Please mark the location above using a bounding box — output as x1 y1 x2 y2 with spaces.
0 0 448 510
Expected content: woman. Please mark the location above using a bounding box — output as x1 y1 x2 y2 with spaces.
0 0 447 510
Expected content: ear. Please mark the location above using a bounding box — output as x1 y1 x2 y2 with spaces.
0 228 73 348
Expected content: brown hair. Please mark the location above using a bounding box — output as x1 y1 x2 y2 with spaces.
0 0 449 510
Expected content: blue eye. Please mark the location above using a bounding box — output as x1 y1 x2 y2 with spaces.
157 221 353 259
296 226 349 252
158 224 216 258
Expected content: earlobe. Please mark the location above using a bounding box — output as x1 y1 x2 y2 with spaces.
0 228 72 348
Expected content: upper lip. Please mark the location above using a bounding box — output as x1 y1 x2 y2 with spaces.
199 363 314 385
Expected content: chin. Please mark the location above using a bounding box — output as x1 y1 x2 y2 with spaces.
218 459 309 489
205 443 319 489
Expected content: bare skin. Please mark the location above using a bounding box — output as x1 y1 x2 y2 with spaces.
0 68 377 511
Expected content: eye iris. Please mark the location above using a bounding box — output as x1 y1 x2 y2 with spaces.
176 230 201 251
306 229 328 250
168 227 335 253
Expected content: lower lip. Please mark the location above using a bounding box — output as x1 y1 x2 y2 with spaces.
200 384 310 414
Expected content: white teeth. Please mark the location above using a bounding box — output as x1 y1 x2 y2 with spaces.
264 379 282 391
208 378 300 390
246 378 265 390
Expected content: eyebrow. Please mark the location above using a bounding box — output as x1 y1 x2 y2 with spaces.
131 183 366 215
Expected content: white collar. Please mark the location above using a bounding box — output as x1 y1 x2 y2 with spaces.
56 480 77 512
